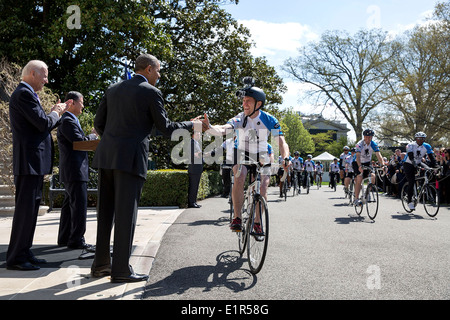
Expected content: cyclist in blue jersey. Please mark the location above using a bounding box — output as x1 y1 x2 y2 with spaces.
303 155 315 187
291 151 303 192
204 78 290 231
343 148 356 193
403 132 437 211
329 158 340 188
352 129 384 206
314 161 324 185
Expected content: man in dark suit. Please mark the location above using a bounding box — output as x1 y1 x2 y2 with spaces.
91 53 204 283
57 91 98 250
7 60 67 271
188 131 203 208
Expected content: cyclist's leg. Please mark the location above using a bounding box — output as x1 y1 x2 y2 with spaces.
232 164 247 219
403 162 415 203
255 174 270 224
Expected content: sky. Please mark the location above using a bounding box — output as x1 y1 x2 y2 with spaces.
220 0 442 140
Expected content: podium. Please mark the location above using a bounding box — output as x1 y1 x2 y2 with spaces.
73 140 99 151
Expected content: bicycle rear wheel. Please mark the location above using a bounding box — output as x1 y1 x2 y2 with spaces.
292 176 297 196
365 183 379 220
247 196 269 274
422 184 439 217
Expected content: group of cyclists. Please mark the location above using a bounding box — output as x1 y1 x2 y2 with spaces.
205 77 440 233
277 153 324 197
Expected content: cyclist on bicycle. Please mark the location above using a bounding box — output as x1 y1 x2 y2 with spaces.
291 151 303 191
315 160 323 185
343 148 356 193
329 158 340 188
303 154 315 187
203 77 290 231
403 131 437 211
352 129 384 206
339 146 350 184
278 154 293 197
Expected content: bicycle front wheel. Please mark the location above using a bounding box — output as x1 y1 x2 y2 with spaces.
422 184 440 217
237 196 249 255
316 175 320 189
365 183 379 220
401 182 416 213
348 180 354 205
247 196 269 274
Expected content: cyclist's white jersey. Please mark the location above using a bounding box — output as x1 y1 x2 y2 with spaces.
355 139 380 163
344 153 356 172
303 160 315 172
227 110 283 156
330 163 340 173
315 164 323 173
404 142 433 166
292 157 303 170
339 152 349 168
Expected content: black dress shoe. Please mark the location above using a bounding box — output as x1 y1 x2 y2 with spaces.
7 262 40 271
188 203 201 208
28 256 47 264
110 273 149 283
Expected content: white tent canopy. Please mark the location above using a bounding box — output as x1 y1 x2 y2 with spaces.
312 152 337 161
312 152 338 182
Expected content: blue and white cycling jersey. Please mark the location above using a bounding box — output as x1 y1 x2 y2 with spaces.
315 163 323 173
355 139 380 163
227 110 283 154
303 159 315 172
330 162 340 173
292 157 303 170
344 153 356 172
404 142 433 165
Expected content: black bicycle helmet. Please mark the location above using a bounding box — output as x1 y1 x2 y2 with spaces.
363 128 375 136
236 77 266 127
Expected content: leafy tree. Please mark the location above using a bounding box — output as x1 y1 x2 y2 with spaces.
283 29 396 139
376 3 450 146
279 108 314 157
0 0 287 168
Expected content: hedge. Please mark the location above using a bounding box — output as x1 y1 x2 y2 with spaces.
45 169 223 209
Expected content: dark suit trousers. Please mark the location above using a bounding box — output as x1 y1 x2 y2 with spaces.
58 181 87 247
92 168 144 277
188 171 202 206
6 175 43 266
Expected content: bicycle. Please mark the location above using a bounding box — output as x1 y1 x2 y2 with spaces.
291 169 302 196
235 161 270 274
353 165 380 220
329 171 338 192
303 171 311 194
345 175 355 206
315 172 322 189
281 168 291 201
222 164 234 223
401 167 440 217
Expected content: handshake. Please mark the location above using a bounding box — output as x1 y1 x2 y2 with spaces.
190 113 212 132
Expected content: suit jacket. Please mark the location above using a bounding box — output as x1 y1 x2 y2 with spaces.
57 112 97 183
92 75 193 179
9 82 60 176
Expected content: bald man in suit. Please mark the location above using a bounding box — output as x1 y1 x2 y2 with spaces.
91 54 204 283
7 60 67 271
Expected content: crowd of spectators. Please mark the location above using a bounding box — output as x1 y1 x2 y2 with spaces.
375 148 450 205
